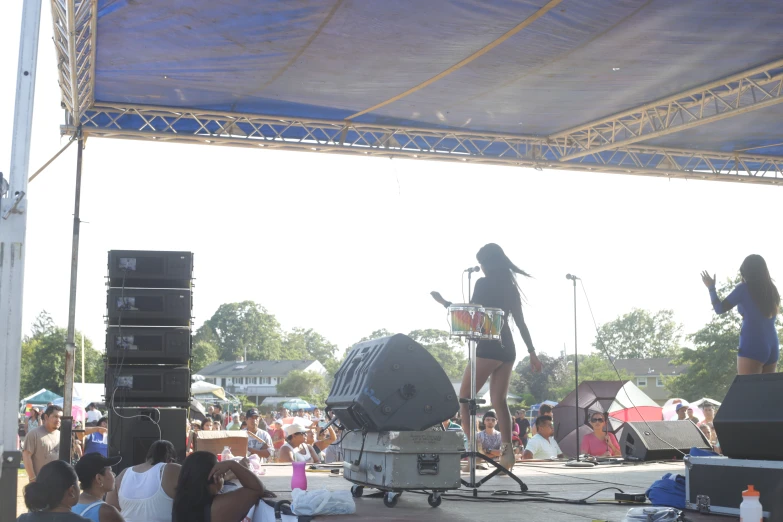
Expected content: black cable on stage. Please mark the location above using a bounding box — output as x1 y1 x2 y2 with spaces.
579 280 687 458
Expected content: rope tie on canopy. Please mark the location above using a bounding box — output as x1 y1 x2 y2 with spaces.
28 127 81 183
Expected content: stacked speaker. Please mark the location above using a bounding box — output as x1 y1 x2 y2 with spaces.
105 250 193 470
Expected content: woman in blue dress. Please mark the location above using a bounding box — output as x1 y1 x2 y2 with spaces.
702 254 780 375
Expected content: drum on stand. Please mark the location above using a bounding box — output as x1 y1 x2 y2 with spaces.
448 304 485 340
480 307 504 340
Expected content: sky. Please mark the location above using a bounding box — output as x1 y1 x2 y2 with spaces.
2 4 781 367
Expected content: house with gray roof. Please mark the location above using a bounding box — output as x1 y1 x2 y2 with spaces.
197 359 327 404
612 358 689 405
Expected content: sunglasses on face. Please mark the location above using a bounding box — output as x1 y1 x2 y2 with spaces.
590 418 605 424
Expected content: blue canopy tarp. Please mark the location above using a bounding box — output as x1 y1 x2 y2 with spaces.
85 0 783 157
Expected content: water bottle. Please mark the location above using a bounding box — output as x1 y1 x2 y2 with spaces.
739 485 762 521
291 461 307 491
221 446 234 462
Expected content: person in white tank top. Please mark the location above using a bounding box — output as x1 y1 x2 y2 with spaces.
105 440 181 522
277 425 318 463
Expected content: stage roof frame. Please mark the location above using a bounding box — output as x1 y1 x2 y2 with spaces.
50 0 783 185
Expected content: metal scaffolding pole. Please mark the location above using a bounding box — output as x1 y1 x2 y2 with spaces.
59 130 84 462
0 1 42 520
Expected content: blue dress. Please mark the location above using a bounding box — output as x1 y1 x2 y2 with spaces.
709 282 779 364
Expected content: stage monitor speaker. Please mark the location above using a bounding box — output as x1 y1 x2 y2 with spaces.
106 326 191 364
108 250 193 288
106 288 192 326
105 365 190 406
326 333 458 432
620 421 710 461
714 373 783 460
108 407 187 473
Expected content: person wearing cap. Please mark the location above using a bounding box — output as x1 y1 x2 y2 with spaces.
676 404 688 421
226 413 242 431
476 411 502 460
277 424 318 463
72 453 125 521
244 409 273 459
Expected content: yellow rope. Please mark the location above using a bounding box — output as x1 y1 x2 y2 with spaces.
345 0 563 121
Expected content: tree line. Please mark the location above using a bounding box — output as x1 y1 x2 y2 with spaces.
19 276 782 405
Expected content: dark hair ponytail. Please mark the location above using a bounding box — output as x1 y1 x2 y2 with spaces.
23 460 78 511
476 243 530 303
146 440 177 465
740 255 780 318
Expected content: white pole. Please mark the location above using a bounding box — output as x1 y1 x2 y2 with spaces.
0 0 41 518
81 333 85 384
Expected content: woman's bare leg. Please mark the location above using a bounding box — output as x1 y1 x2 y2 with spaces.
737 356 764 375
459 357 503 439
488 361 515 444
762 362 777 373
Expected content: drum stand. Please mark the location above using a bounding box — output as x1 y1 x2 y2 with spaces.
459 335 528 495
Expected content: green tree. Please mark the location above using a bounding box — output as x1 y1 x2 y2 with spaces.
20 311 103 396
549 354 634 401
665 277 783 400
407 329 467 380
192 339 221 372
513 353 568 403
594 309 683 359
200 301 284 361
277 370 329 406
357 329 395 343
283 327 339 370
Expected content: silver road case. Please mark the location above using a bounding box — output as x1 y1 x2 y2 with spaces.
342 430 464 508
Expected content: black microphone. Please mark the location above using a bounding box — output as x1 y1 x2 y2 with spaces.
464 266 480 273
566 273 580 281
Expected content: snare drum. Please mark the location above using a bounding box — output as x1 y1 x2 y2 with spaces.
480 307 504 340
448 304 485 339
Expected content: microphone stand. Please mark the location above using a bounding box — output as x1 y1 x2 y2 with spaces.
458 269 528 495
572 275 581 462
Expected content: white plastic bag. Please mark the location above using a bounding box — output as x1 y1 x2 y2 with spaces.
291 488 356 516
622 507 680 522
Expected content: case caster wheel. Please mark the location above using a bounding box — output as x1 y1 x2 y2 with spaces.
383 492 400 508
427 493 442 508
351 485 364 498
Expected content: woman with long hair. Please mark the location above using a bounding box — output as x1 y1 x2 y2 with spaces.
172 451 269 522
432 243 542 469
18 460 88 521
27 408 41 435
702 254 780 375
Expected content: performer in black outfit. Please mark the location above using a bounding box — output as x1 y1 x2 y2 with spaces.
431 243 542 470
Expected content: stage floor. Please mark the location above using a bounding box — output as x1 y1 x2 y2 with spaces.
254 460 729 521
15 460 735 521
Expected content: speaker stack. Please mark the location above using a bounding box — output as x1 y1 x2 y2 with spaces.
105 250 193 471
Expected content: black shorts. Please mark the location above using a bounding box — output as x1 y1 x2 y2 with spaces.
476 328 515 363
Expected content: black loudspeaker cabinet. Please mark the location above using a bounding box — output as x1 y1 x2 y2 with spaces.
108 250 193 288
326 334 458 432
106 326 191 364
106 288 192 326
105 366 190 406
109 407 187 473
620 421 711 461
714 373 783 460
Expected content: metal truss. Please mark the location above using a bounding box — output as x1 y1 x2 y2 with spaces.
66 104 783 185
50 0 95 123
552 59 783 161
